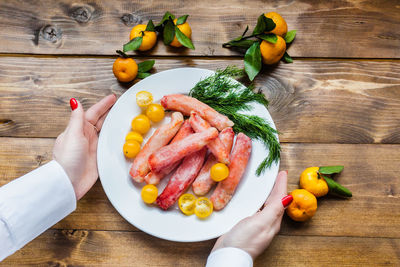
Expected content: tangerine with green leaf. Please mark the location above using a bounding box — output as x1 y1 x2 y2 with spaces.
129 24 157 51
264 12 287 37
170 18 192 47
260 35 286 65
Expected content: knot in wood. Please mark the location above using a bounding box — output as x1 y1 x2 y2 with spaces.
71 6 92 23
121 13 143 26
40 25 62 43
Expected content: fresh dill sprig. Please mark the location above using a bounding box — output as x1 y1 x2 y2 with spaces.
189 66 280 176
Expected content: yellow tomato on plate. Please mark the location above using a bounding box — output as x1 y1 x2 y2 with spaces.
136 91 153 107
131 114 151 134
210 163 230 182
146 103 165 122
178 193 196 215
141 185 158 204
125 131 143 144
195 197 213 219
123 140 141 158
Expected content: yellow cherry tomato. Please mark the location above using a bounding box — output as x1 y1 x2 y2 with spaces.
136 91 153 107
146 103 165 122
194 197 213 219
125 131 143 144
131 114 151 134
123 140 141 158
210 163 230 182
141 184 158 204
178 193 196 216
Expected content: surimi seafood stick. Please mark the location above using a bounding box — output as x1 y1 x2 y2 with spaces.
192 128 235 196
129 112 183 183
144 120 194 185
210 133 252 210
161 94 234 131
148 127 218 174
219 127 235 155
156 148 207 210
189 111 230 165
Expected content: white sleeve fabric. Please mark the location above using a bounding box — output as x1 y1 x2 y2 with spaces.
206 247 253 267
0 160 77 261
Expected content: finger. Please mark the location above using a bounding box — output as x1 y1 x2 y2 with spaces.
67 99 84 136
85 94 117 125
259 171 288 218
95 109 110 131
265 171 288 205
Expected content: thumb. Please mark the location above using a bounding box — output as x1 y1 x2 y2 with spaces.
67 98 84 136
260 171 288 217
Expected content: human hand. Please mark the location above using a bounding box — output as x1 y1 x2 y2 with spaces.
53 95 117 200
211 171 291 259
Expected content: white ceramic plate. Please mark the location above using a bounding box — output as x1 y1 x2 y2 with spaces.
97 68 279 242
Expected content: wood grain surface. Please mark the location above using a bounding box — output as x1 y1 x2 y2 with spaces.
1 137 399 239
0 0 399 57
1 57 399 143
1 230 399 266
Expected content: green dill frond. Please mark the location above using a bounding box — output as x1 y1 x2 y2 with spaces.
189 66 281 175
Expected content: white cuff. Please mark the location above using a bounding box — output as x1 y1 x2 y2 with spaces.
0 160 76 260
206 247 253 267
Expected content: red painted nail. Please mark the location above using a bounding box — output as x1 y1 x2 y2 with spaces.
281 195 293 208
70 98 78 110
285 170 288 175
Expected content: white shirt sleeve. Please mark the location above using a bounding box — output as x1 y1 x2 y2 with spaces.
0 160 76 261
206 247 253 267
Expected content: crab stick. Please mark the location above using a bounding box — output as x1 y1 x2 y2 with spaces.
156 147 207 210
148 127 218 174
161 94 234 131
144 120 194 185
189 111 230 165
192 127 235 196
129 112 183 183
210 133 252 210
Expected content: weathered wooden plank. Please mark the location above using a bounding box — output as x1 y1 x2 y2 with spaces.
1 137 399 238
0 0 399 57
1 230 399 266
1 57 399 143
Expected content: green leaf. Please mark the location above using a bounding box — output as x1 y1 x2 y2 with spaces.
163 19 175 45
264 17 276 32
284 30 297 43
137 72 151 79
322 175 352 198
138 60 155 73
259 33 277 44
319 166 344 175
123 37 142 52
244 42 262 81
145 20 155 31
157 11 175 27
253 14 276 35
176 15 188 25
222 39 255 49
175 26 195 49
282 52 293 63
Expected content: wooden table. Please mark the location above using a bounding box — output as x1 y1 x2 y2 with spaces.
0 0 399 266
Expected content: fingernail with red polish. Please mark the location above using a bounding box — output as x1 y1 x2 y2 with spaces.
281 195 293 208
70 98 78 110
285 170 288 175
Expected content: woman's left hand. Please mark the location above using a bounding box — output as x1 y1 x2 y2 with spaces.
53 95 117 200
